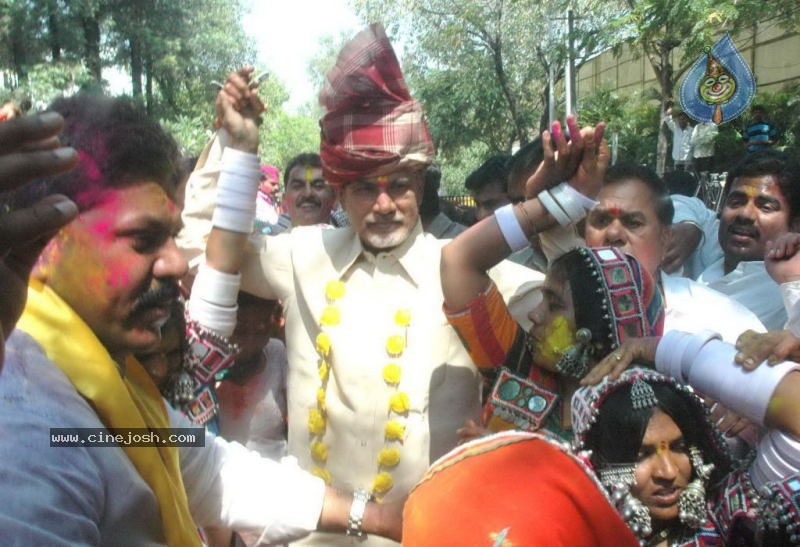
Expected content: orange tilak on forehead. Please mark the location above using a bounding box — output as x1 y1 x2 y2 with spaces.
376 176 390 189
656 440 669 456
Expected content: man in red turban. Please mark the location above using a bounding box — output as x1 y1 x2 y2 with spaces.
182 23 544 546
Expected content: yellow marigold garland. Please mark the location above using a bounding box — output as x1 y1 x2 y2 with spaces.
310 282 411 497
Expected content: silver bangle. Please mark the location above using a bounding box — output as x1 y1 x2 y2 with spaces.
346 489 371 537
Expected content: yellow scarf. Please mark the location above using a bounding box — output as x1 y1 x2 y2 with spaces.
17 280 201 546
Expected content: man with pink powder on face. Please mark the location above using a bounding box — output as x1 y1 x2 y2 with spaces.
0 94 401 545
255 164 281 227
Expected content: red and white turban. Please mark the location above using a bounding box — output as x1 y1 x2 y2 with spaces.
318 23 435 188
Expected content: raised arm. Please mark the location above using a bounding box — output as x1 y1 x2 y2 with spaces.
204 67 264 276
442 118 608 310
654 330 800 487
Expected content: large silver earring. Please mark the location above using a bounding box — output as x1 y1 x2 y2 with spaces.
168 351 197 405
599 464 653 539
678 446 714 529
555 328 593 379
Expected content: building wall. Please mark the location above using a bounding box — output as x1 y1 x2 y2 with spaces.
578 20 800 97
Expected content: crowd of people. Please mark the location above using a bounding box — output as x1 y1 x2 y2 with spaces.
0 22 797 546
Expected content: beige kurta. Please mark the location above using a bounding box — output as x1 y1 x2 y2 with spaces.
179 134 543 546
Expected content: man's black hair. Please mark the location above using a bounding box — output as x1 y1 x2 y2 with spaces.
12 94 181 212
604 163 675 226
723 150 800 221
465 154 512 193
283 152 322 188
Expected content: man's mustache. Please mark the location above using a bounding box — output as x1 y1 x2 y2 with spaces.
296 196 321 208
130 282 179 315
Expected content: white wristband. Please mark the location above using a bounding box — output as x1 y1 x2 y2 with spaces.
538 190 571 226
550 183 598 221
656 330 800 425
192 264 241 307
187 298 238 338
213 147 261 233
750 431 800 489
494 203 530 252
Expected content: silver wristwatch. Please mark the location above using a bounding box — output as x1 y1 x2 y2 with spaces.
346 489 371 537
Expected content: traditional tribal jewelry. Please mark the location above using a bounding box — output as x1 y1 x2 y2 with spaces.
630 378 658 410
310 280 409 498
678 446 714 529
555 327 593 379
599 463 653 539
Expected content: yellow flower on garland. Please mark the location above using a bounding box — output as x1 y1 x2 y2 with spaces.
311 441 328 462
325 280 346 301
382 363 402 385
378 447 401 467
372 472 394 494
311 466 332 484
386 335 405 356
389 392 410 413
316 333 331 356
320 306 341 326
308 408 326 435
316 387 326 411
385 420 406 441
394 309 411 327
318 360 329 382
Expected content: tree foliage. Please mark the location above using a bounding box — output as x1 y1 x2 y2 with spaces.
606 0 800 172
353 0 619 191
0 0 325 162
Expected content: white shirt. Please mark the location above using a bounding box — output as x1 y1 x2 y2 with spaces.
0 331 324 546
691 123 718 159
698 258 787 331
670 195 724 279
663 116 694 162
661 272 765 342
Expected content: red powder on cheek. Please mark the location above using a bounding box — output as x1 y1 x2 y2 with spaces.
106 266 131 288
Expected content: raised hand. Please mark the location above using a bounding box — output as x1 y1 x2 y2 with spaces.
735 329 800 368
765 232 800 285
0 112 79 355
524 115 608 200
214 67 266 153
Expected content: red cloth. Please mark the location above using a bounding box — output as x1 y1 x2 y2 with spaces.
318 23 435 187
403 431 639 546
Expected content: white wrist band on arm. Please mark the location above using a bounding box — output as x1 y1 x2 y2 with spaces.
187 298 238 337
655 330 800 425
750 431 800 488
554 183 598 212
539 182 598 226
538 190 570 226
212 147 261 233
494 203 530 252
187 264 242 337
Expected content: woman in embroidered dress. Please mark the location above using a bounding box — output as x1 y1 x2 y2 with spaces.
444 243 663 440
570 339 800 546
424 244 800 546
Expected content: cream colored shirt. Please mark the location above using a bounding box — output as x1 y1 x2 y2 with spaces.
180 135 543 546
